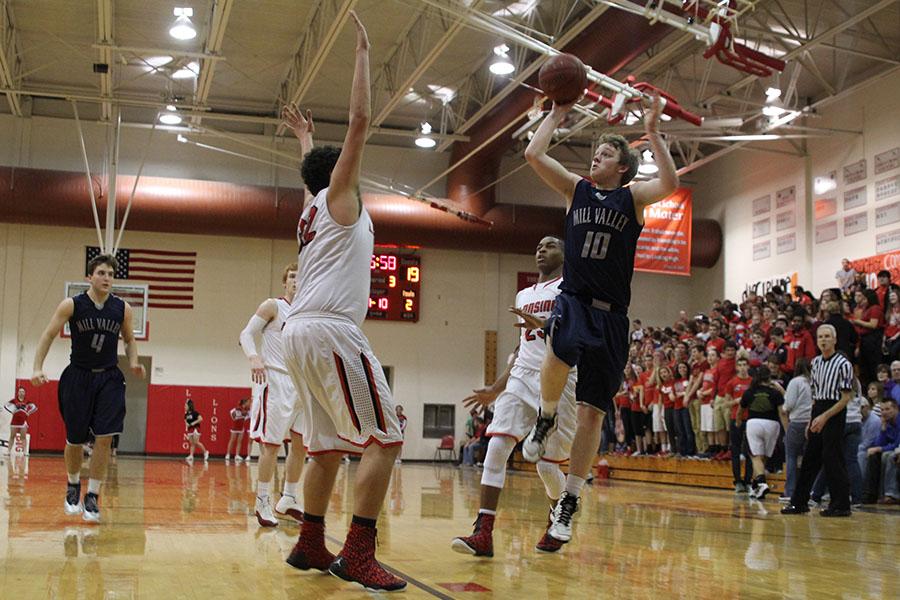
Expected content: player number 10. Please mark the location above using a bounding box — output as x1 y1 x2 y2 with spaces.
581 231 611 260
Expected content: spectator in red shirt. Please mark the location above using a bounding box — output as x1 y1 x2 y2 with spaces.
875 270 891 311
687 344 709 453
657 365 676 456
853 289 885 385
785 312 817 375
706 321 726 354
697 348 720 458
673 361 696 456
713 342 738 453
884 288 900 361
725 356 754 485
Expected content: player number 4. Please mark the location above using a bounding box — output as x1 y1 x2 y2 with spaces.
581 231 611 260
90 333 106 353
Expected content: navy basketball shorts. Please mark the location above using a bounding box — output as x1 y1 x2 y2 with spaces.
546 292 629 413
57 365 126 444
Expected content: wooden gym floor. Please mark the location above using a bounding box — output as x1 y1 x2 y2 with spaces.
0 455 897 599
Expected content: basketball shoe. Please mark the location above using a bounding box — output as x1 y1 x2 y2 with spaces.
329 522 407 592
286 518 335 571
255 496 278 527
450 512 494 557
536 509 564 553
523 410 558 463
83 492 101 523
64 482 83 515
275 494 304 522
548 491 579 542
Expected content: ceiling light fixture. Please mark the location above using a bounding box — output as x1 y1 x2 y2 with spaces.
638 149 658 175
489 44 515 75
172 61 200 79
159 105 182 125
142 55 173 71
765 86 782 102
169 7 197 41
762 105 785 117
415 122 436 148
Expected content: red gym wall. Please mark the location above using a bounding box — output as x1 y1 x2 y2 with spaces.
15 379 251 455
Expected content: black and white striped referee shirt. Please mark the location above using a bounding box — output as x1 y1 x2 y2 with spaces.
809 352 853 403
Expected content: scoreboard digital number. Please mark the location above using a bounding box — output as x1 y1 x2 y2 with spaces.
368 253 420 322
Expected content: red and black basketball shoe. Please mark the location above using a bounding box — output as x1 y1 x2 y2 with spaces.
286 519 334 572
535 508 564 553
450 512 495 557
329 523 407 592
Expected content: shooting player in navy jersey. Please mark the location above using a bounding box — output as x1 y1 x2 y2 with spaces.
523 94 678 544
31 253 145 522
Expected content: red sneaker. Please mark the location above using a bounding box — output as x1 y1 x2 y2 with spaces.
286 520 335 572
722 450 732 461
536 529 564 553
450 513 494 557
329 523 407 592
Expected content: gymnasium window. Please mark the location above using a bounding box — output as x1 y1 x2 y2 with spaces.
423 404 455 439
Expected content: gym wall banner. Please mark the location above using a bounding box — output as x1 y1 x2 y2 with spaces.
851 250 900 288
635 188 693 277
743 272 799 301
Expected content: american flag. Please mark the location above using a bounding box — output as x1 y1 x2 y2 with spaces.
86 247 196 309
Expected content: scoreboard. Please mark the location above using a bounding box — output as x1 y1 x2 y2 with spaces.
368 252 420 322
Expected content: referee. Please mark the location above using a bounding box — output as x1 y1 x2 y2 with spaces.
782 324 853 517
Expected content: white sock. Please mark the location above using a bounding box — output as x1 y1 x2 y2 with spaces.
68 472 80 485
87 478 101 495
564 475 586 498
478 508 496 516
283 482 299 498
257 481 270 501
224 454 230 459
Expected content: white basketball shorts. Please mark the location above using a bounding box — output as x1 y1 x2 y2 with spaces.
746 419 780 457
282 315 403 455
700 403 715 432
486 365 576 463
249 369 303 446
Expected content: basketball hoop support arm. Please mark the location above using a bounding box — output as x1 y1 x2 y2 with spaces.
418 0 701 126
71 100 106 253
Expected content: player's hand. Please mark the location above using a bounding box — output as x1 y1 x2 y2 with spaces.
809 414 827 433
31 370 48 387
509 307 546 331
349 10 369 51
282 104 314 139
643 93 664 134
250 356 267 385
131 364 146 380
463 387 499 410
550 99 578 118
867 446 882 456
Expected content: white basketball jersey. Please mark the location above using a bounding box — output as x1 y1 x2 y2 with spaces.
514 276 565 371
289 187 374 326
261 297 291 373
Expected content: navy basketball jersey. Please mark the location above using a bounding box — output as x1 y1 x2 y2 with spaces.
68 292 125 370
561 179 643 309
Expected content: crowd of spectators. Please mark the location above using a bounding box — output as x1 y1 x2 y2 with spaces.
608 261 900 505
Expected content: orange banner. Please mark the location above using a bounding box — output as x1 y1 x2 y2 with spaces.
850 250 900 288
636 188 692 277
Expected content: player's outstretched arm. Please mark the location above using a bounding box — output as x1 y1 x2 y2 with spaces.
122 302 146 379
463 347 518 410
328 10 370 226
524 102 581 210
239 299 277 385
282 104 315 159
31 298 75 386
631 94 679 212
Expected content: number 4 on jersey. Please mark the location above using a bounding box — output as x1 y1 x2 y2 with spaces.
90 334 106 353
581 231 611 259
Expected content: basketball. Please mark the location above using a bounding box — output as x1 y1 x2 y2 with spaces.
538 53 588 104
